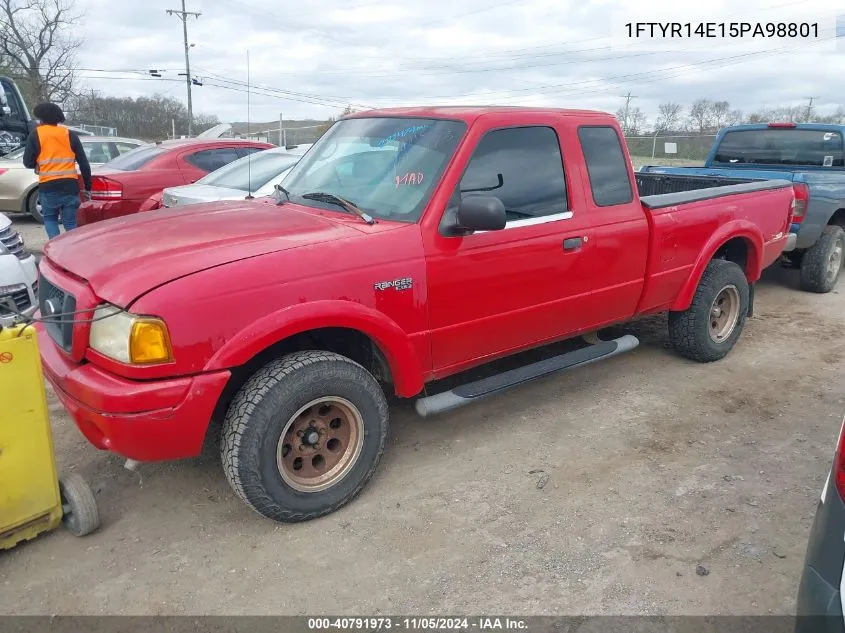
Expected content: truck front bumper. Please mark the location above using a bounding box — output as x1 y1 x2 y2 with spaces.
38 326 231 461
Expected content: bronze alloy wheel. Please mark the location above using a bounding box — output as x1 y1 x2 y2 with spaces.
708 285 741 343
276 397 364 493
826 235 844 284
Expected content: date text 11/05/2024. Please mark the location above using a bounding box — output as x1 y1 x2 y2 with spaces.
307 618 528 630
624 22 820 38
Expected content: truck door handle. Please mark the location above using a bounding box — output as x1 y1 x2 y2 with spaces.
562 237 583 251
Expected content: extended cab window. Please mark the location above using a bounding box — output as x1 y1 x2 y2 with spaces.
578 126 633 207
460 126 568 222
712 129 844 167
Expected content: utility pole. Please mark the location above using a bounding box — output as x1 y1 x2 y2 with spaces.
279 112 284 147
804 96 817 122
621 92 637 132
90 88 98 123
166 0 201 136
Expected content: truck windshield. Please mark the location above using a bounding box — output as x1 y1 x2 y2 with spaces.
712 129 844 168
281 117 467 222
198 150 300 192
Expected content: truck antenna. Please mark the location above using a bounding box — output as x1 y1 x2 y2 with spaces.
245 49 253 200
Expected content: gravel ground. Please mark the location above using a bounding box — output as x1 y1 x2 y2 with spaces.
1 213 844 615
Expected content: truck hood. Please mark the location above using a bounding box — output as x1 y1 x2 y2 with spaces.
43 199 363 306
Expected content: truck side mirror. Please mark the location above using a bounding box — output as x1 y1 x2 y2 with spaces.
455 195 506 232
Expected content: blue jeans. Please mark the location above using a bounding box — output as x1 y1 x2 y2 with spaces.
40 190 79 239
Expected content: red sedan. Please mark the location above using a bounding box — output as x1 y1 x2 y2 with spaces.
77 138 273 226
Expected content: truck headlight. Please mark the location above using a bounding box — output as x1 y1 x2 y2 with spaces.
89 304 173 365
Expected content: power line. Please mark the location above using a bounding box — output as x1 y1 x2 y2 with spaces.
160 6 833 87
210 0 818 68
166 0 201 135
423 30 841 102
74 31 841 113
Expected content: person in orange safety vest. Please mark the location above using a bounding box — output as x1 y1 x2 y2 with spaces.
22 102 92 239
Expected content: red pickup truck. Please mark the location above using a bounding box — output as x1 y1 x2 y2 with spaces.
36 107 795 523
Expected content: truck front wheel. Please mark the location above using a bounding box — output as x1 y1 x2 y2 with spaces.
668 259 749 363
220 351 389 523
799 225 845 293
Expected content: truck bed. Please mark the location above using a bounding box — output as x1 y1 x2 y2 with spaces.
636 173 791 210
635 172 755 197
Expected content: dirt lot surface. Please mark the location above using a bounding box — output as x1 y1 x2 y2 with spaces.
2 215 844 615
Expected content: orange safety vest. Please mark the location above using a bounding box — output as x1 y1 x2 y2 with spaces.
35 125 78 183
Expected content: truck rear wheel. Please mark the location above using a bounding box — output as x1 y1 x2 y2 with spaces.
799 225 845 293
668 259 749 363
220 351 389 523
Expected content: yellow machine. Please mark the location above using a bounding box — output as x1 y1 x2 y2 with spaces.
0 323 99 550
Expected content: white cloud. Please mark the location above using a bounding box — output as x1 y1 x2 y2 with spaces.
72 0 845 124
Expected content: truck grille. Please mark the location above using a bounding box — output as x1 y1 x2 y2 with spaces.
0 284 32 316
0 225 27 260
38 275 76 351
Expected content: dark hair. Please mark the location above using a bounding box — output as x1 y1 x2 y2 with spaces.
33 102 66 124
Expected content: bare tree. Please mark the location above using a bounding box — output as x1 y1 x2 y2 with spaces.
0 0 83 104
655 102 682 133
64 92 218 140
615 106 648 135
745 111 768 124
686 99 716 134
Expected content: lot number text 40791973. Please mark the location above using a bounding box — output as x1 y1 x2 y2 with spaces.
307 617 528 630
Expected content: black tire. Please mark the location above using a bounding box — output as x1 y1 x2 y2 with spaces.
220 351 389 523
59 473 100 537
799 225 845 293
26 188 44 223
668 259 749 363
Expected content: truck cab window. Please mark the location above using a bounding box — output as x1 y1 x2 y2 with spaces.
459 126 568 222
578 126 634 207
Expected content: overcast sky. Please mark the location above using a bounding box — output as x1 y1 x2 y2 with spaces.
73 0 844 126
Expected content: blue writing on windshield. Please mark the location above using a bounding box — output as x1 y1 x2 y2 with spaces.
376 124 431 148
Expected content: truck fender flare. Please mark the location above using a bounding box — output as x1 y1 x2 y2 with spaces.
670 221 763 312
205 300 425 397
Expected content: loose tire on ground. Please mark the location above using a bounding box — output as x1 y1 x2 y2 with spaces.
26 188 44 224
220 351 389 523
669 259 749 363
799 225 845 294
59 473 100 537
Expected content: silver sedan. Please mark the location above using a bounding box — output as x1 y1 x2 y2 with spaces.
161 144 312 208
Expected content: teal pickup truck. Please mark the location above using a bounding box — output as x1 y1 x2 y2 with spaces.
641 122 845 293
